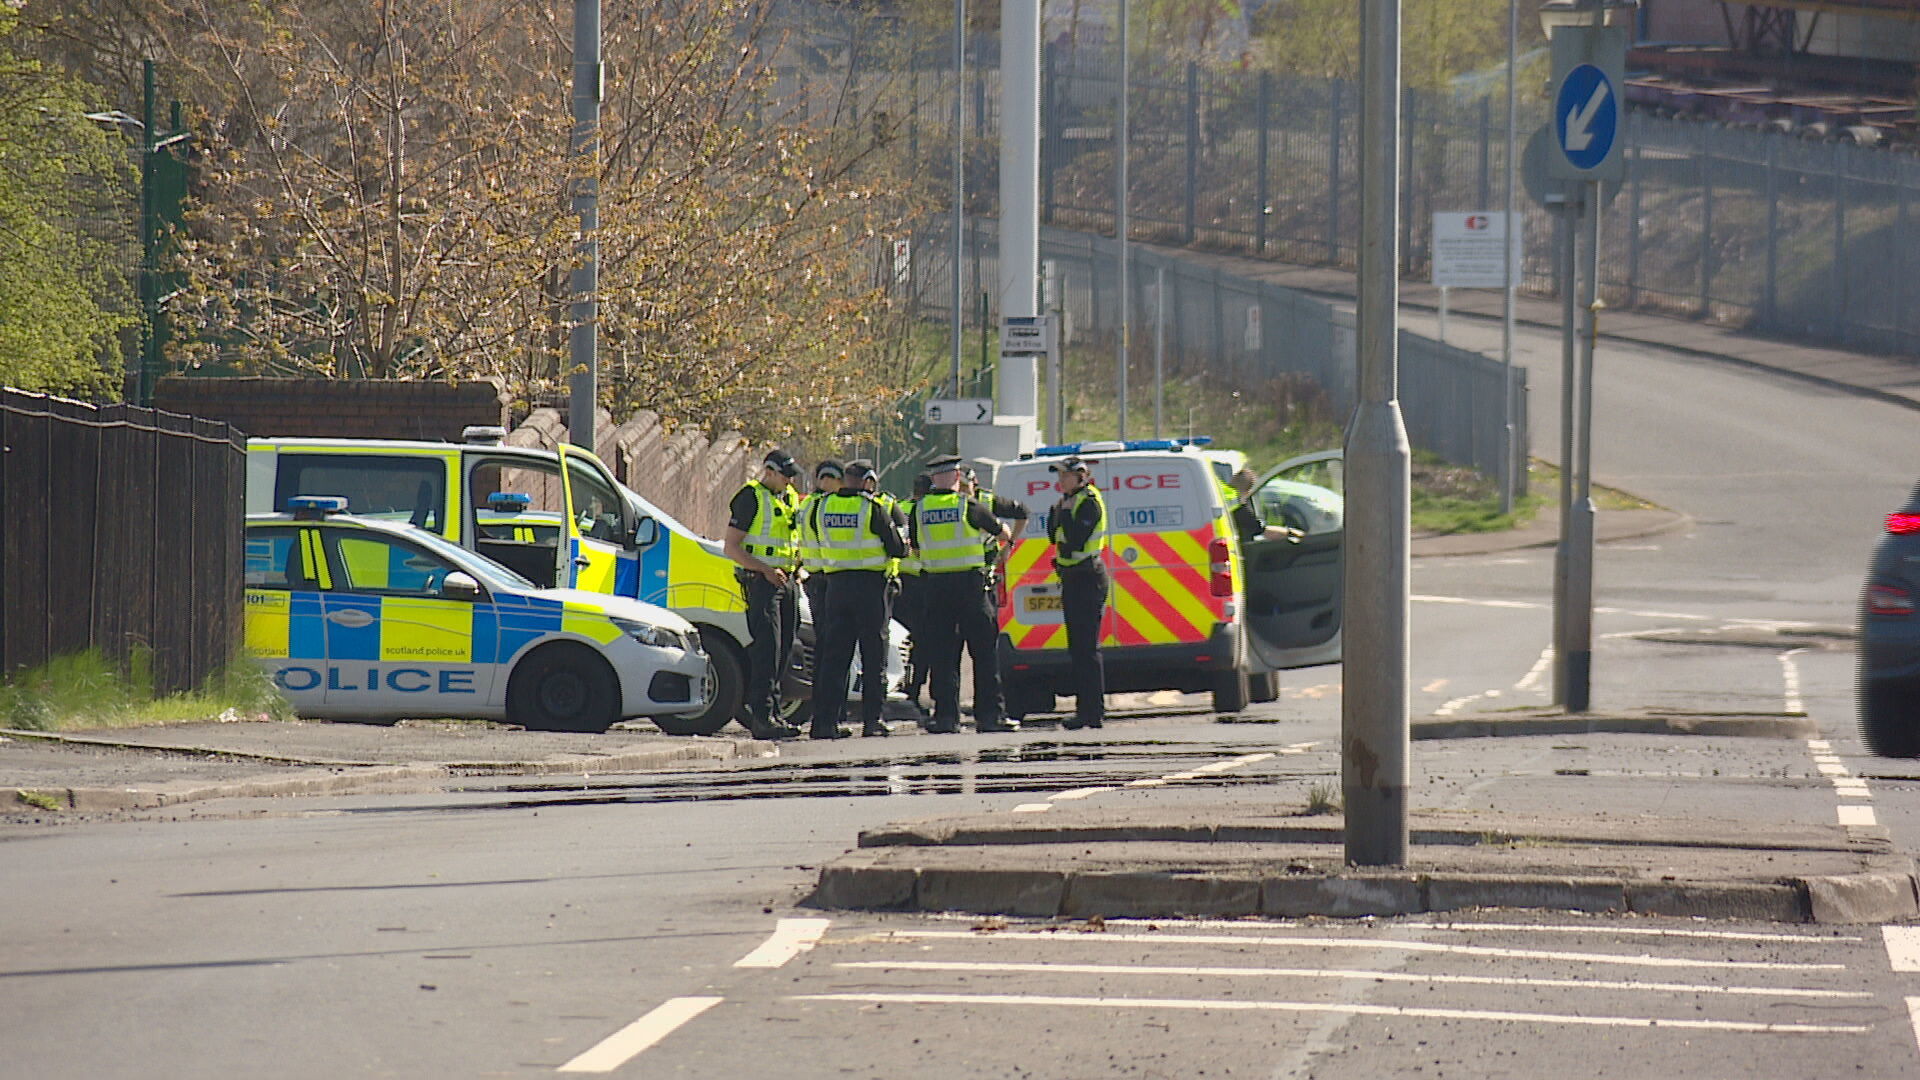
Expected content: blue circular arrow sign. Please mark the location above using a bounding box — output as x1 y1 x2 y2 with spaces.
1554 63 1618 172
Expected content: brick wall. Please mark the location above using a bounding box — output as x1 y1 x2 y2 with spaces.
154 377 509 442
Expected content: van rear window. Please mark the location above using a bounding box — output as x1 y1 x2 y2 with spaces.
1001 459 1215 535
274 454 446 532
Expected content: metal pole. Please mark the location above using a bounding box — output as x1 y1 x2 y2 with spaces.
567 0 601 452
1154 263 1166 437
1116 0 1130 440
1500 0 1518 514
138 59 157 405
1552 191 1576 706
1001 0 1043 425
1344 0 1410 867
1566 181 1601 713
952 0 966 398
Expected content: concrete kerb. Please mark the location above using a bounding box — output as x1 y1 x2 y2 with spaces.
806 859 1920 925
8 735 771 812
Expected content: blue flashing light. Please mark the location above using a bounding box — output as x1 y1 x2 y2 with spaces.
488 491 532 513
1176 435 1215 447
1125 439 1180 451
1033 442 1083 457
287 495 348 519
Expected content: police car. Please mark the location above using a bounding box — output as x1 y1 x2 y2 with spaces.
244 497 710 733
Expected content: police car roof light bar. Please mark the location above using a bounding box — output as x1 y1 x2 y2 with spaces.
1033 442 1083 457
488 491 533 512
1175 435 1215 446
287 495 349 519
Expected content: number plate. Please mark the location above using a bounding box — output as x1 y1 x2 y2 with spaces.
1025 594 1064 613
1119 504 1184 529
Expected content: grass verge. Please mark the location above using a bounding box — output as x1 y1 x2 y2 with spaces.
0 649 293 733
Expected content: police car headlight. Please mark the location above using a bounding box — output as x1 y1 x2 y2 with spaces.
611 617 684 650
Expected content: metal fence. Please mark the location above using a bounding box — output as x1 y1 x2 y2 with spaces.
0 389 246 693
916 220 1527 486
1032 55 1920 357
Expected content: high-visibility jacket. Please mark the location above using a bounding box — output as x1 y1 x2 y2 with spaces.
815 492 889 573
896 498 924 575
796 491 827 574
1050 484 1109 568
875 492 903 578
739 481 798 571
915 490 989 574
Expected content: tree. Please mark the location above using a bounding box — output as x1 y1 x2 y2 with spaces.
1251 0 1522 89
0 9 136 396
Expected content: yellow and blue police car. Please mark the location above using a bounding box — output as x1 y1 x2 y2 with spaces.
245 497 710 733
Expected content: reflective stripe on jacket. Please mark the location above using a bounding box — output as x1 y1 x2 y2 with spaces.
1051 485 1109 568
740 481 798 570
816 493 888 572
915 491 987 574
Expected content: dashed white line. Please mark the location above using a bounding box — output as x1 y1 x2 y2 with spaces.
1407 921 1860 944
1907 998 1920 1056
1011 803 1052 813
878 930 1844 970
1886 927 1920 973
833 959 1869 1000
1780 648 1808 714
1808 739 1832 752
1837 805 1878 827
1125 778 1167 788
1834 779 1872 799
734 918 832 969
1048 787 1115 801
557 996 723 1073
793 992 1866 1034
1513 646 1554 693
1817 762 1849 778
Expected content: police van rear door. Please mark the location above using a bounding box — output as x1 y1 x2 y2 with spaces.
1085 453 1224 648
1241 449 1344 669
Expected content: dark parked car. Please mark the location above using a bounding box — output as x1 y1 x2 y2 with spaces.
1860 482 1920 756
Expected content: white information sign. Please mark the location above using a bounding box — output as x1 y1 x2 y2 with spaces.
1431 212 1522 288
924 398 995 425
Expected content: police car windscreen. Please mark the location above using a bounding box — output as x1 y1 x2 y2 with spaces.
1004 459 1210 534
276 455 446 531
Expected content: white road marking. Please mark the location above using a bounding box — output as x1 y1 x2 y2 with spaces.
1817 762 1849 778
735 918 832 968
1422 678 1450 693
1011 803 1052 813
1513 646 1554 692
557 996 723 1073
1834 779 1872 799
878 930 1844 971
1837 805 1878 827
1048 787 1115 801
793 992 1867 1034
1812 754 1844 766
1807 739 1832 752
1780 648 1808 714
1885 927 1920 973
1406 921 1860 944
834 959 1870 1000
1163 772 1203 781
1907 998 1920 1056
1284 742 1319 752
1126 778 1168 788
1435 692 1490 717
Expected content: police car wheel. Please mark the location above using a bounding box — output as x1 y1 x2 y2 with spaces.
651 630 743 736
508 644 620 733
1212 669 1250 715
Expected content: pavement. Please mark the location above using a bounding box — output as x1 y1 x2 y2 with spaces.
3 271 1906 921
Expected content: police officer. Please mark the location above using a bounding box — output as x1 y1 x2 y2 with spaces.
722 449 803 740
895 472 935 712
1049 455 1109 730
813 459 908 738
798 459 845 628
913 455 1015 734
960 465 1030 588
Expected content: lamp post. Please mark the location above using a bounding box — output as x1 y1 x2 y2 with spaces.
1115 0 1131 440
567 0 602 452
1501 0 1518 514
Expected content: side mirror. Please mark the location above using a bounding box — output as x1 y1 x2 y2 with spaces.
632 517 660 549
441 571 484 602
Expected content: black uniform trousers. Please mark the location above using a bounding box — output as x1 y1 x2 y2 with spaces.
815 569 891 731
921 568 1003 730
738 571 798 727
1060 561 1108 726
893 573 929 692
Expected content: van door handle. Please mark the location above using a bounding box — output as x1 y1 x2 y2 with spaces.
325 609 375 628
573 557 591 569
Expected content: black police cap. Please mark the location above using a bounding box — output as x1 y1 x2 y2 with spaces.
925 454 964 473
763 449 799 477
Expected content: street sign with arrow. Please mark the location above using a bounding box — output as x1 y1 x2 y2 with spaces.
924 398 994 425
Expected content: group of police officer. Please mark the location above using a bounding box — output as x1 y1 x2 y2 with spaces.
722 448 1110 741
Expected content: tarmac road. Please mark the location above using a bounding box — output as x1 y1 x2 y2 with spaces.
2 306 1917 1077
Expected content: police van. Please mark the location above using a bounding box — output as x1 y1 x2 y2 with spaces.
993 439 1344 718
245 499 710 731
246 431 791 735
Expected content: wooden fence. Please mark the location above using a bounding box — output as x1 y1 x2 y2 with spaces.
0 389 246 693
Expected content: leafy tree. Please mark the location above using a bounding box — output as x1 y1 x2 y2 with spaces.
1251 0 1527 89
0 8 135 396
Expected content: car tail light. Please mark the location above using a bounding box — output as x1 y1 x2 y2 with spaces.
1868 584 1914 616
1208 537 1233 597
1889 512 1920 535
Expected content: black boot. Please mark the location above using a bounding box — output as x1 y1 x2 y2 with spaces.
810 724 851 740
862 719 890 737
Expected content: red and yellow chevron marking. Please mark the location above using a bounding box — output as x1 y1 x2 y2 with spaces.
998 521 1234 652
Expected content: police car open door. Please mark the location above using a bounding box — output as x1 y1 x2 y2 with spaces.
556 444 629 594
1241 449 1344 669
